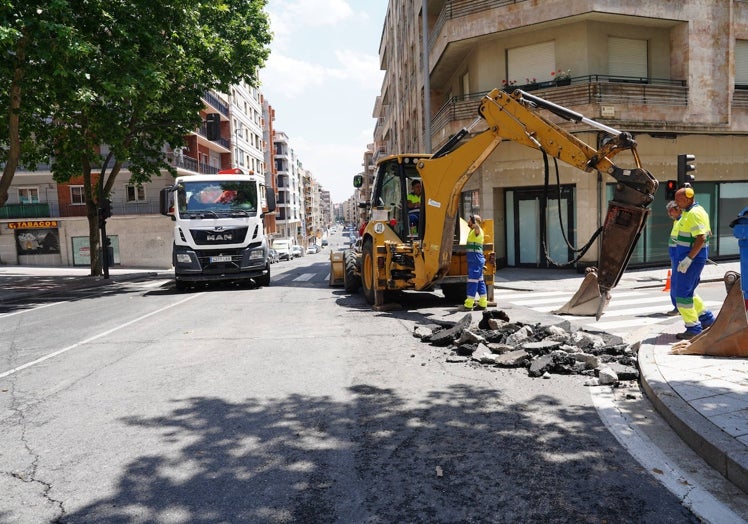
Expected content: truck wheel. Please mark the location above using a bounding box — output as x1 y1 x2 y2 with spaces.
441 283 465 303
361 239 384 306
257 263 271 287
175 279 188 292
343 250 361 292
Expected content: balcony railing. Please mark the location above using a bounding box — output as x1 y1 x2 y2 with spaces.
431 75 688 143
0 203 50 219
429 0 529 50
167 152 221 175
197 124 230 149
203 91 230 117
0 201 162 219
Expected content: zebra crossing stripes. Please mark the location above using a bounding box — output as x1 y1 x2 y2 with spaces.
495 288 721 337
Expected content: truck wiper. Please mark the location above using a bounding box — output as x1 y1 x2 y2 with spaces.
229 210 250 217
198 210 219 218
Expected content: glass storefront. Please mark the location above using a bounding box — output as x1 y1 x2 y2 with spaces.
610 181 743 266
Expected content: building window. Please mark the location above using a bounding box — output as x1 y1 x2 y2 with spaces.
736 40 748 87
70 185 85 205
126 184 145 202
507 41 555 85
18 187 39 204
608 37 648 80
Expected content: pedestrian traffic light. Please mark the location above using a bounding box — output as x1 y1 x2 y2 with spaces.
206 113 221 141
677 154 696 187
665 180 677 200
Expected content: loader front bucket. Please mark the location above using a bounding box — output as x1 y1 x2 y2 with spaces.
552 268 611 319
671 273 748 356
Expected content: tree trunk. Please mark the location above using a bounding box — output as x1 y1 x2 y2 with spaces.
0 32 29 207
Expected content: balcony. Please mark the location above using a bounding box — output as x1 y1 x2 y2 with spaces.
0 203 51 219
431 76 688 147
429 0 530 50
197 124 230 149
167 152 220 175
203 91 230 117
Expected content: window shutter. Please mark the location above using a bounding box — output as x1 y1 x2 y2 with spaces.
608 37 647 79
736 40 748 85
507 41 556 84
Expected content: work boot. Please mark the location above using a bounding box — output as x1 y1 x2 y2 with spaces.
463 298 475 311
666 308 679 316
675 327 702 340
476 296 488 310
698 311 715 328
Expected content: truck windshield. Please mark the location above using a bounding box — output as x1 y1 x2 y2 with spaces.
178 181 258 216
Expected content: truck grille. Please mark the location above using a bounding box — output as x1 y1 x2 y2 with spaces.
191 227 248 245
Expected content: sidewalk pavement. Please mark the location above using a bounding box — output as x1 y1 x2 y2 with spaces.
0 261 747 493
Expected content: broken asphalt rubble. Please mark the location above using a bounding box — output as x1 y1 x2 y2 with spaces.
413 310 639 385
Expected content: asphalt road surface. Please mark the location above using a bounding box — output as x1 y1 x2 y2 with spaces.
0 247 744 523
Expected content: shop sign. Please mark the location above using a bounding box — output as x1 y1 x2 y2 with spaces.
8 220 59 229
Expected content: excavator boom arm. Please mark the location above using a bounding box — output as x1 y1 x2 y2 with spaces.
415 88 658 315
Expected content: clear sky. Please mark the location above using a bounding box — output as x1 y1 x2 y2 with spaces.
260 0 387 205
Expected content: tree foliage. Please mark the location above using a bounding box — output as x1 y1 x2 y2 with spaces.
0 0 271 274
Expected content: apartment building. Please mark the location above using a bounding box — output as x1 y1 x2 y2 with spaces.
272 132 304 244
0 77 337 268
375 0 748 270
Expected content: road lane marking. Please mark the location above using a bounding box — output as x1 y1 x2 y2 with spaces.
293 273 316 282
0 293 202 380
0 301 64 319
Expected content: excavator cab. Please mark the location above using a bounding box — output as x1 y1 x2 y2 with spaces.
364 157 428 242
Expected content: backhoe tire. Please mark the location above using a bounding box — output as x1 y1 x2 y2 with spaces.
441 283 465 303
361 239 384 306
343 250 361 292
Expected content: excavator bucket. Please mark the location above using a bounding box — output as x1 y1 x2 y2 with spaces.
671 272 748 356
552 268 610 318
553 200 649 319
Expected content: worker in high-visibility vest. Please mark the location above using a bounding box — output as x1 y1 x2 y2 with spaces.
464 214 488 310
673 187 715 339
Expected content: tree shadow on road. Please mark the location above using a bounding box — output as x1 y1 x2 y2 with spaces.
60 382 696 523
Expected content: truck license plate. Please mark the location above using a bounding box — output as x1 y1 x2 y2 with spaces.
210 255 232 263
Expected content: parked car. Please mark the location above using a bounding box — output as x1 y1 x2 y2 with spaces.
291 245 304 258
306 244 320 254
321 239 328 247
268 248 280 263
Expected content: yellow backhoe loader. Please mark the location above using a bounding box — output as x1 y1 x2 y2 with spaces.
334 88 658 317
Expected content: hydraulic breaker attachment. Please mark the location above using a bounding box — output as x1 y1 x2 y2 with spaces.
671 272 748 356
553 200 649 320
552 267 610 318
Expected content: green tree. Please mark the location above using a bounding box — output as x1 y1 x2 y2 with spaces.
1 0 271 275
0 0 82 206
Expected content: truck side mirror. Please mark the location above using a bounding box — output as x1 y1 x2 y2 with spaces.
264 187 277 213
353 174 363 188
159 186 174 216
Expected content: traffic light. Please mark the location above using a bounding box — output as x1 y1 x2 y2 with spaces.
206 113 221 140
98 198 112 226
677 154 696 188
665 180 677 200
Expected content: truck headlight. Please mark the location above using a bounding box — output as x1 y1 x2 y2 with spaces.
176 253 192 263
249 249 264 261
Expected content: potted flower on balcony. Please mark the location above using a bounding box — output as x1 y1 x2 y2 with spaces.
551 69 572 86
501 79 517 92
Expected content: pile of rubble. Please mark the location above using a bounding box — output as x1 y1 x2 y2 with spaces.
413 310 640 385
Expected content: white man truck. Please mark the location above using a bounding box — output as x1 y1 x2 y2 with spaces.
160 168 276 290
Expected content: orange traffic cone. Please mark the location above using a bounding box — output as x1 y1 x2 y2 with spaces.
662 269 671 292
